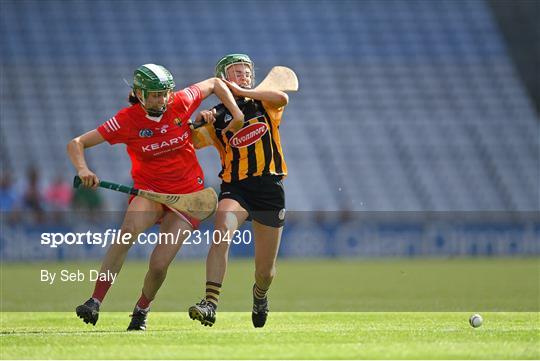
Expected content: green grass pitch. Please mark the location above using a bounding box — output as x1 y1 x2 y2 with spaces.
1 312 538 359
1 259 539 359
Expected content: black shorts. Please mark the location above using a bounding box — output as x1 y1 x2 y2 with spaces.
219 175 285 227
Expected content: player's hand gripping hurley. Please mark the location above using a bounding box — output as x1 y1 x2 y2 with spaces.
73 176 218 221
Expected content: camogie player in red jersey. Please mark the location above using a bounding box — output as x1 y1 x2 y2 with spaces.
67 64 243 331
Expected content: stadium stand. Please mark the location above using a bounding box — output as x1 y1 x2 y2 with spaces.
1 0 538 212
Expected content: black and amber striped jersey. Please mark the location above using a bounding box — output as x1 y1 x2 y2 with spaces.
192 98 287 183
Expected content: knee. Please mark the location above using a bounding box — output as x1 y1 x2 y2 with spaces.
255 265 276 284
210 225 234 250
119 222 138 243
148 260 169 279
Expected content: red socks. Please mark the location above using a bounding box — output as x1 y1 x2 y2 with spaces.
91 280 112 302
136 292 152 310
92 281 152 310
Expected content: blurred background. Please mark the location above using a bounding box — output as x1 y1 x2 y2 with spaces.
1 0 539 261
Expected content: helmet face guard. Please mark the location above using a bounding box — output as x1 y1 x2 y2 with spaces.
133 64 175 117
215 54 255 89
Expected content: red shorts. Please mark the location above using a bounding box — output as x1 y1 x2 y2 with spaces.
128 194 200 229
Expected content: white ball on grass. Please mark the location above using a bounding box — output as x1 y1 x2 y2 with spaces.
469 313 483 328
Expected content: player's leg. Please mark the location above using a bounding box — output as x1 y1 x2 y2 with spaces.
188 198 248 326
144 212 191 302
94 197 164 300
127 212 191 331
76 197 163 326
251 221 283 328
207 199 249 287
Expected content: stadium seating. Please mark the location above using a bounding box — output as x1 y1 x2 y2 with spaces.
1 0 538 211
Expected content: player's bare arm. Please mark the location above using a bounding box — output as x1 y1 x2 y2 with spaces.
223 78 288 108
195 77 244 126
67 129 105 189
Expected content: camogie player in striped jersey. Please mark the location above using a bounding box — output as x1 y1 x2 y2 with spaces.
189 54 289 328
67 64 243 331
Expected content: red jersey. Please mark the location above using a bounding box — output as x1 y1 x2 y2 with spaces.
97 85 204 195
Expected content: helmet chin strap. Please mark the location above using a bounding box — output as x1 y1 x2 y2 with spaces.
239 83 252 89
146 108 165 117
136 91 166 117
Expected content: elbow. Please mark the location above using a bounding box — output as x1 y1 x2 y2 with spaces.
280 92 289 106
67 137 81 154
275 92 289 108
212 77 224 90
205 77 226 95
66 138 76 153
